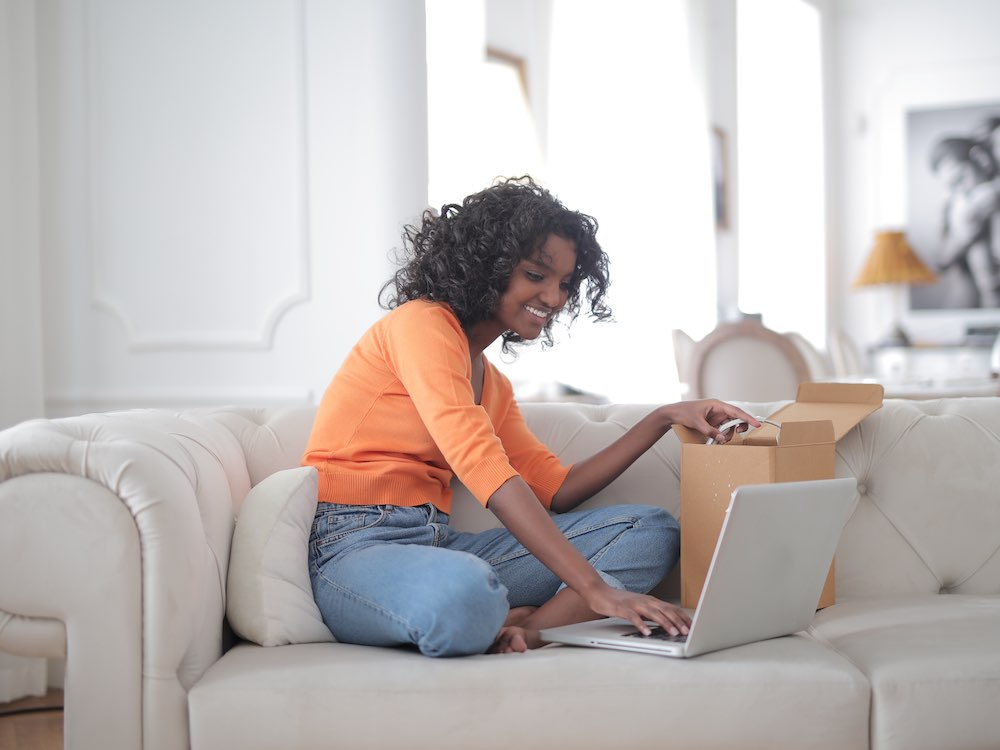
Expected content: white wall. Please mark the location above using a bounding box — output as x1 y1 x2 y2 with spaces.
0 0 45 430
16 0 428 420
830 0 1000 349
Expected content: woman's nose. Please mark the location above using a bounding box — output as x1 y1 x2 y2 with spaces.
540 281 564 308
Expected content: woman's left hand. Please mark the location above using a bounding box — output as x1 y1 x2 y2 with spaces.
550 399 762 514
661 400 760 444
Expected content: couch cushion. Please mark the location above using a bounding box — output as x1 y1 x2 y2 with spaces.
226 466 334 646
833 399 1000 598
189 637 869 750
808 595 1000 750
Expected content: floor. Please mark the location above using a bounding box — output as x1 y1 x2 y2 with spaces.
0 690 63 749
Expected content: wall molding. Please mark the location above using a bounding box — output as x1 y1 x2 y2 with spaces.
83 0 312 351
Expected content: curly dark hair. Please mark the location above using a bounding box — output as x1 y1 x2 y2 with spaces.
380 176 611 352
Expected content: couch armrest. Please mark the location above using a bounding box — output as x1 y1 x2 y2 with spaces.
0 472 142 749
0 412 251 750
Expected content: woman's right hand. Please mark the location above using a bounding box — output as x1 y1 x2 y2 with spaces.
582 584 691 637
488 478 691 637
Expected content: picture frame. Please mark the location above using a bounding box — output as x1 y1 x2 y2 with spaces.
711 126 730 231
486 46 528 99
906 102 1000 312
872 61 1000 338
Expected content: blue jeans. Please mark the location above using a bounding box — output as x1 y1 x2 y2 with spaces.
308 502 679 657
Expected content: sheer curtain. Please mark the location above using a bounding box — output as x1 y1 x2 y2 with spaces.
425 0 546 207
487 0 717 403
426 0 716 403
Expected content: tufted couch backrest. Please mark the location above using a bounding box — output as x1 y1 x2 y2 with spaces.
449 399 1000 600
5 397 995 636
197 398 1000 601
830 398 1000 598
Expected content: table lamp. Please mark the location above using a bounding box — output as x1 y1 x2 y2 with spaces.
852 230 937 346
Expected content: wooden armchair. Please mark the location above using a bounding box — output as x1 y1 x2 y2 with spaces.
680 320 816 401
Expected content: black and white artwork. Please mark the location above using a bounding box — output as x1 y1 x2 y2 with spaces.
907 103 1000 310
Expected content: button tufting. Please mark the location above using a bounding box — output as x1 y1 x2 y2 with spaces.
856 482 868 495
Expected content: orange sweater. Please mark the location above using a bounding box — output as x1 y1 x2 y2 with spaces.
302 300 571 514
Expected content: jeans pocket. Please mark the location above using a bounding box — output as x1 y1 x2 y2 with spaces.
312 504 391 549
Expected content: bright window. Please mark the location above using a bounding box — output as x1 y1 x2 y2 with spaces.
426 0 717 403
425 1 543 209
737 0 826 346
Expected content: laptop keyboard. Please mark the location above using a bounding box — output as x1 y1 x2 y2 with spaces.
621 626 688 643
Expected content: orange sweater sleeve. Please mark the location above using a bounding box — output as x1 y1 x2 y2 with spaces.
485 362 571 509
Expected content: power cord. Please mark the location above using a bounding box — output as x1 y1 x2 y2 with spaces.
706 417 782 445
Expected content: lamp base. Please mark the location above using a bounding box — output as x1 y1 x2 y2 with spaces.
877 323 912 348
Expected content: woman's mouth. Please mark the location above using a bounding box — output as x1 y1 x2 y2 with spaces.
524 304 549 321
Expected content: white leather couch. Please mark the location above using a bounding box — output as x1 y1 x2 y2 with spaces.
1 397 999 750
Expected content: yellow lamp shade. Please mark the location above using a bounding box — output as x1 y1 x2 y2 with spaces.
853 231 937 287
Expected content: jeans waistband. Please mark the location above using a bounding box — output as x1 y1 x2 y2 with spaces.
316 501 449 525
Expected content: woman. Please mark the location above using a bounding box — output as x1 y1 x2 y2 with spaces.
302 177 757 656
930 136 1000 308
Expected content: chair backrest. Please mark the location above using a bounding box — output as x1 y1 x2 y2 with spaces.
828 328 868 378
785 331 834 380
685 320 812 401
671 328 697 393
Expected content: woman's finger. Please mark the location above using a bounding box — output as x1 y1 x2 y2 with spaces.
637 598 690 636
623 610 652 637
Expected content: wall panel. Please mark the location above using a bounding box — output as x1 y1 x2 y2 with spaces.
34 0 428 417
85 0 309 350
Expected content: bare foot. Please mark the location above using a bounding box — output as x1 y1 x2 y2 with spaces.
488 625 545 654
504 606 538 628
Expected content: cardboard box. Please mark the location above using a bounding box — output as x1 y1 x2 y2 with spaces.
673 382 884 610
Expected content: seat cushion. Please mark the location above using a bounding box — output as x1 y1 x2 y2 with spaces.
189 636 869 750
807 595 1000 750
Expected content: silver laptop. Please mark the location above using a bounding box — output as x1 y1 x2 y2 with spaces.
539 478 857 658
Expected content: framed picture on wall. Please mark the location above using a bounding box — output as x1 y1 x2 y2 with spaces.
711 126 730 231
871 61 1000 341
906 102 1000 311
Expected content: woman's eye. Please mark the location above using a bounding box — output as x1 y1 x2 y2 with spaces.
559 282 572 292
525 271 544 282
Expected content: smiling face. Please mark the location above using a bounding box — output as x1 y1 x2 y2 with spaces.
466 233 577 354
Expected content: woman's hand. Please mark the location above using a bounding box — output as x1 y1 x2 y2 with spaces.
581 585 692 637
660 399 760 445
551 399 760 513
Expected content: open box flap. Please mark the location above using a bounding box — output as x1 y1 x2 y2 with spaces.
672 382 882 445
774 419 836 446
767 382 883 442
